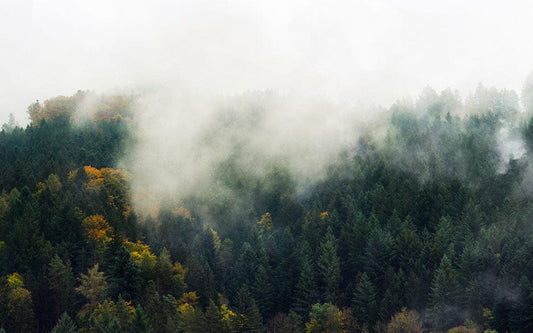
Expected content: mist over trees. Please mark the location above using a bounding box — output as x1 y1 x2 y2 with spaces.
1 84 533 332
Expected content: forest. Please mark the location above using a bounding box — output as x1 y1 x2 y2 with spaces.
2 85 533 333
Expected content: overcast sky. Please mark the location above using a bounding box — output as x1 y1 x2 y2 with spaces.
2 0 533 124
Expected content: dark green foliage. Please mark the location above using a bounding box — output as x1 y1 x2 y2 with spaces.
352 272 378 326
103 244 141 302
317 229 341 303
205 300 223 333
292 250 318 316
130 305 153 333
51 312 78 333
428 255 461 330
48 255 75 323
185 255 217 308
4 88 533 332
235 285 263 333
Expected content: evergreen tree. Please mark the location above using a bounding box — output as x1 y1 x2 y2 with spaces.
352 272 378 327
51 312 78 333
235 285 263 333
104 244 141 302
429 254 461 331
317 228 341 303
130 305 153 333
205 299 223 333
48 255 75 323
293 252 318 316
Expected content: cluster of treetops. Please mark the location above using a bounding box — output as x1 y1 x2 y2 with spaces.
2 84 533 332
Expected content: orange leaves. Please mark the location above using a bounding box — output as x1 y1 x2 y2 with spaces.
83 215 113 244
84 166 131 186
84 166 104 191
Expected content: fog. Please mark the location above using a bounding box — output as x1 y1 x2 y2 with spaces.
3 0 533 124
123 89 377 211
4 0 533 209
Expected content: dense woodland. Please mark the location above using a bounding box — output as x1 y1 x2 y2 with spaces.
2 85 533 332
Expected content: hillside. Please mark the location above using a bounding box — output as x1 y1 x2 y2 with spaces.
1 88 533 332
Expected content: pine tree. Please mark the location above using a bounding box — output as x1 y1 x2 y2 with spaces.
317 228 340 303
205 299 223 333
51 312 78 333
235 285 263 333
429 254 461 331
48 255 75 323
352 272 378 327
293 253 318 316
130 305 153 333
104 244 141 302
185 255 217 308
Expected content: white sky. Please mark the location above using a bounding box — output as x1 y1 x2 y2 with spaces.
2 0 533 124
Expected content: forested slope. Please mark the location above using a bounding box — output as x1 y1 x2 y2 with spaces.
2 87 533 332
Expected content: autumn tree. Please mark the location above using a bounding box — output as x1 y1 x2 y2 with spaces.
386 307 423 333
1 273 35 333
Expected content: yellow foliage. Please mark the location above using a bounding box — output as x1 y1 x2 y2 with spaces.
258 212 273 232
174 262 186 277
178 302 195 314
83 166 132 218
124 240 156 266
448 326 477 333
68 169 78 182
123 205 132 219
119 298 135 315
92 298 134 317
387 307 423 333
28 94 81 125
6 272 24 289
305 318 321 333
28 92 133 125
7 286 33 318
34 182 45 198
179 291 199 307
208 227 221 251
220 304 237 328
91 300 116 321
320 211 329 220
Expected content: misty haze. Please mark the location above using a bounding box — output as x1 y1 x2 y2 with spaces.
3 1 533 333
